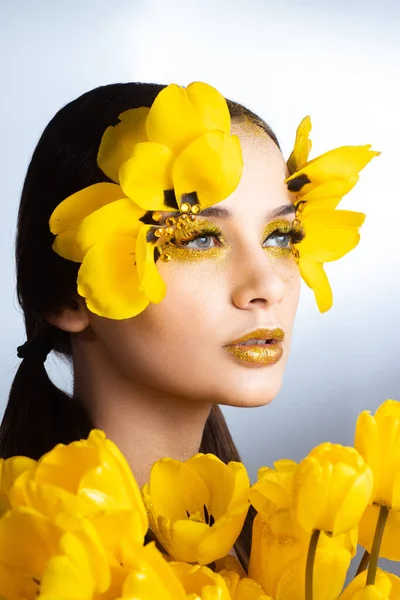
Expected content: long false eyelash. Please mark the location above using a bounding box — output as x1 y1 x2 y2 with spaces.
267 222 306 245
171 223 223 246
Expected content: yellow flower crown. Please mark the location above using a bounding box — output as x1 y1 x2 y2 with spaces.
49 82 379 319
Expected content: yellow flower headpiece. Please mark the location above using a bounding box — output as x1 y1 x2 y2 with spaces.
286 116 380 312
49 82 379 319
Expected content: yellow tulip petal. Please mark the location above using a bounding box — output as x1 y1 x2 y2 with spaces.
0 456 36 510
300 176 359 206
146 81 231 155
40 526 110 597
173 131 243 208
54 199 145 264
250 480 289 520
248 513 307 598
298 209 365 262
196 502 250 565
122 544 187 600
167 518 212 563
0 507 61 598
169 562 231 600
375 399 400 420
298 257 333 312
97 107 150 183
215 555 247 579
49 182 125 234
286 145 380 197
220 571 272 600
331 465 373 535
359 504 400 561
338 569 391 600
88 430 148 535
386 573 400 598
35 441 99 492
301 444 373 536
147 458 210 522
250 461 297 519
52 227 84 262
135 225 166 303
77 236 149 319
293 456 331 534
119 142 174 211
354 411 380 498
287 115 312 175
186 454 250 517
76 198 145 255
276 547 351 600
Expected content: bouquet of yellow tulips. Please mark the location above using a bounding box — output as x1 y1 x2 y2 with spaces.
1 399 400 600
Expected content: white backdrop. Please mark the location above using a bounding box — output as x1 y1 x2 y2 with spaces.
1 0 399 500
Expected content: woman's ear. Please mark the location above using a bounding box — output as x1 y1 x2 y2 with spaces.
46 297 91 333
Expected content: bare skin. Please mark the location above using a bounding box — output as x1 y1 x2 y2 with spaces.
48 121 301 489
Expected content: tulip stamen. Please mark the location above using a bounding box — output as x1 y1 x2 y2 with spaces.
203 504 215 527
186 506 215 526
32 578 40 585
204 504 210 525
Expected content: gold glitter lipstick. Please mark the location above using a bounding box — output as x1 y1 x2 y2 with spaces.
223 327 284 366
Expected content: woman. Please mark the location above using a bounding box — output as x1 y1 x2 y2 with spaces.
0 81 377 569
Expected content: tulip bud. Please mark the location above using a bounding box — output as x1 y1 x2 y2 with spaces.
355 399 400 510
293 443 373 536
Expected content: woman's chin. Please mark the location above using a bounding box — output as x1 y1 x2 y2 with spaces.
212 372 283 408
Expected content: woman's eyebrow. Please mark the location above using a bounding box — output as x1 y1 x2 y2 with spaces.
199 204 296 220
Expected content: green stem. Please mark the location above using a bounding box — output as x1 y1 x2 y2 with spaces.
366 505 389 585
305 529 321 600
355 549 370 576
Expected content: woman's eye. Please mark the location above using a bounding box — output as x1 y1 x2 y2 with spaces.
263 232 292 249
182 235 220 249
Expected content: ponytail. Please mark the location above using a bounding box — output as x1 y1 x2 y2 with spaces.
0 326 92 459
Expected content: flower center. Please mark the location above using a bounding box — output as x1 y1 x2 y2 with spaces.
186 504 215 527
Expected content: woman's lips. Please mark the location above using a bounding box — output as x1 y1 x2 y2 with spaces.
223 327 284 366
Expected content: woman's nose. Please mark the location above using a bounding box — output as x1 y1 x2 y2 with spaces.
230 251 287 311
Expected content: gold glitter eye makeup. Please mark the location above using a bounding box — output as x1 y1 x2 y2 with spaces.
261 219 305 256
160 219 227 262
171 220 224 249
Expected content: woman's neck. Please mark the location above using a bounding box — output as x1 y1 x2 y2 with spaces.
72 340 212 488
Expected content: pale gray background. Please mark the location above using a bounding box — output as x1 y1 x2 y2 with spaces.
1 0 400 575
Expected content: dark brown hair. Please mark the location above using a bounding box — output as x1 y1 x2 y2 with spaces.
0 82 280 569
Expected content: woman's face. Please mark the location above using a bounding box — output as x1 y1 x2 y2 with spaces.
88 121 301 407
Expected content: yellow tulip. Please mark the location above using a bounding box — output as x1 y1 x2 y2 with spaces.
294 203 366 312
249 459 355 600
142 453 250 564
50 81 243 320
355 399 400 510
9 429 148 565
338 569 392 600
249 513 351 600
0 507 110 600
98 81 242 212
293 442 373 536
